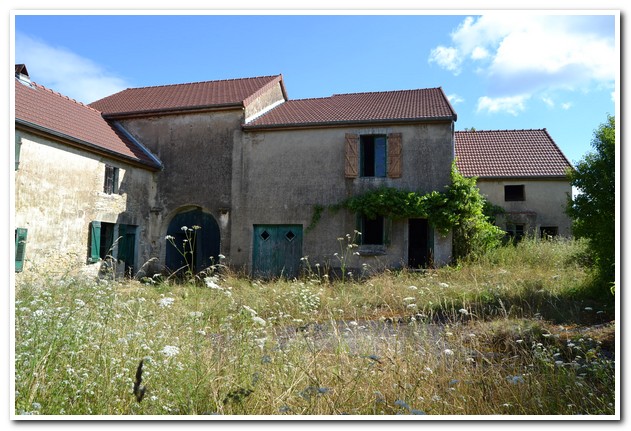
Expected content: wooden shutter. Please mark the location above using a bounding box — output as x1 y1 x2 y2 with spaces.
89 221 101 263
345 133 359 178
15 228 28 272
387 133 402 178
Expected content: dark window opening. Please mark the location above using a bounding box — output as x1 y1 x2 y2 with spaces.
360 135 387 177
104 165 119 194
540 226 558 239
99 222 116 259
507 223 525 242
504 185 525 201
360 215 385 245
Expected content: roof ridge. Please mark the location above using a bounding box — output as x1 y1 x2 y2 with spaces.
456 128 547 133
332 87 441 97
122 74 282 91
30 80 103 114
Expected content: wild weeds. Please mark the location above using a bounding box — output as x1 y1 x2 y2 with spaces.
14 238 615 416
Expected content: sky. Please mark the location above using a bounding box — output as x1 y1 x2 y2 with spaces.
11 11 618 167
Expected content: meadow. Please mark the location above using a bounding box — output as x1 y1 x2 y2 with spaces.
14 237 616 416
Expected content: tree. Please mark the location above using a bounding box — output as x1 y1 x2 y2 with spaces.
567 115 616 286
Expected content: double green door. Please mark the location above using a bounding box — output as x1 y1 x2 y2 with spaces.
252 224 303 279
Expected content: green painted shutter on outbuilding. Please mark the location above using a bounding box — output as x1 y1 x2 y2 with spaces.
15 228 27 272
89 221 101 263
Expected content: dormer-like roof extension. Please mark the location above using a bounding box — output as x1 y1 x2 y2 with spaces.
15 76 162 170
90 75 287 118
455 129 573 178
243 87 457 130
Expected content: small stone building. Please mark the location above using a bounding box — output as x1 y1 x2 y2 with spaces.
455 129 574 239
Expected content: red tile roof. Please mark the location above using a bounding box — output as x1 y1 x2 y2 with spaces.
90 75 285 117
455 129 573 178
243 87 457 129
15 77 161 169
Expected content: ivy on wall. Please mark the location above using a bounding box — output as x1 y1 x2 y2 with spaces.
309 162 505 261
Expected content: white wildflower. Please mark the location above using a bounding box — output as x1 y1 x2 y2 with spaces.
439 282 449 288
252 316 266 326
407 303 418 309
458 308 469 315
403 297 416 302
161 345 180 357
443 349 454 356
407 285 418 290
243 305 258 316
159 297 175 308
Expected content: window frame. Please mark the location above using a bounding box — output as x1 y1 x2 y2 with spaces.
360 134 388 178
103 165 120 195
504 184 525 202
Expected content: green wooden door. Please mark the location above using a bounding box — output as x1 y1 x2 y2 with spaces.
252 225 303 279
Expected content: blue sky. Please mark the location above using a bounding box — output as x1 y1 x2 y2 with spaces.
13 12 618 166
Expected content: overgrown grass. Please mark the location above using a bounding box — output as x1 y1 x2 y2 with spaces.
14 238 616 416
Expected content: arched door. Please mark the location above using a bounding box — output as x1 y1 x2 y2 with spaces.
166 208 220 275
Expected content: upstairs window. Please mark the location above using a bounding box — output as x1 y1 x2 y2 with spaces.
361 135 387 177
504 185 525 201
104 165 119 194
345 133 402 179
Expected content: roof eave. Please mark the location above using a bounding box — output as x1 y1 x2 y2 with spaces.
16 119 162 171
243 115 456 131
99 102 245 120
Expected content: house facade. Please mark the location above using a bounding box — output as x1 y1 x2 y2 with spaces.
14 65 162 277
455 129 574 239
15 65 572 279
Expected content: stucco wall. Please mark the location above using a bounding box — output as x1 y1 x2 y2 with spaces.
14 130 157 274
230 122 454 272
476 178 572 237
118 110 243 268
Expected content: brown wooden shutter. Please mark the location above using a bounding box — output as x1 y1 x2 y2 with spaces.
345 133 359 178
387 132 402 178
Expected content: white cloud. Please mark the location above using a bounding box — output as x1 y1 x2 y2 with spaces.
476 95 530 116
561 102 573 110
15 32 129 104
428 46 462 75
447 93 464 105
542 96 555 108
429 14 616 114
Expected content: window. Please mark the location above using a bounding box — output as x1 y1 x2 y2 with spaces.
361 135 387 177
15 228 28 272
104 165 119 194
504 185 525 201
357 215 392 247
506 223 525 241
344 133 402 179
89 221 137 272
540 226 558 239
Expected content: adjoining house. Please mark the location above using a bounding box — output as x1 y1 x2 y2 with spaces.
14 64 573 279
455 129 574 239
14 64 162 277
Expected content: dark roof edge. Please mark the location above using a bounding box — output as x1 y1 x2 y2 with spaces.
469 174 571 180
242 116 456 131
99 102 244 120
111 122 164 170
16 119 162 171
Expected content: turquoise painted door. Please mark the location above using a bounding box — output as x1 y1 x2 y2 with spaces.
252 225 303 279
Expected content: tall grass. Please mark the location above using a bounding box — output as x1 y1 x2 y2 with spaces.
14 238 616 416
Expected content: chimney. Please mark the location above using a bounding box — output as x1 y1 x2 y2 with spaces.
15 64 31 83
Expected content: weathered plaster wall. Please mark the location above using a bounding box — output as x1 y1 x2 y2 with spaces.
119 110 243 267
230 122 454 272
476 178 572 237
14 130 157 274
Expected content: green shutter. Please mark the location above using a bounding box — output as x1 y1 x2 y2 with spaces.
383 217 392 246
15 228 28 272
117 224 127 261
89 221 101 263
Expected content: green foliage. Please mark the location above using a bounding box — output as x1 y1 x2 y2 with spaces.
335 162 504 261
566 115 616 286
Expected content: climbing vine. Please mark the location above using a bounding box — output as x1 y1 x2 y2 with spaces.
309 162 505 261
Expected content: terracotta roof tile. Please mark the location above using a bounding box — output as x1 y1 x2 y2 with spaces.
244 87 457 128
15 78 161 169
455 129 573 178
90 75 284 116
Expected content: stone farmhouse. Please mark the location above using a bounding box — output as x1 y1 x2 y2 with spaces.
455 129 574 240
14 64 573 279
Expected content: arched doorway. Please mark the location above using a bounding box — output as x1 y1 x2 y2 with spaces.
165 208 220 275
